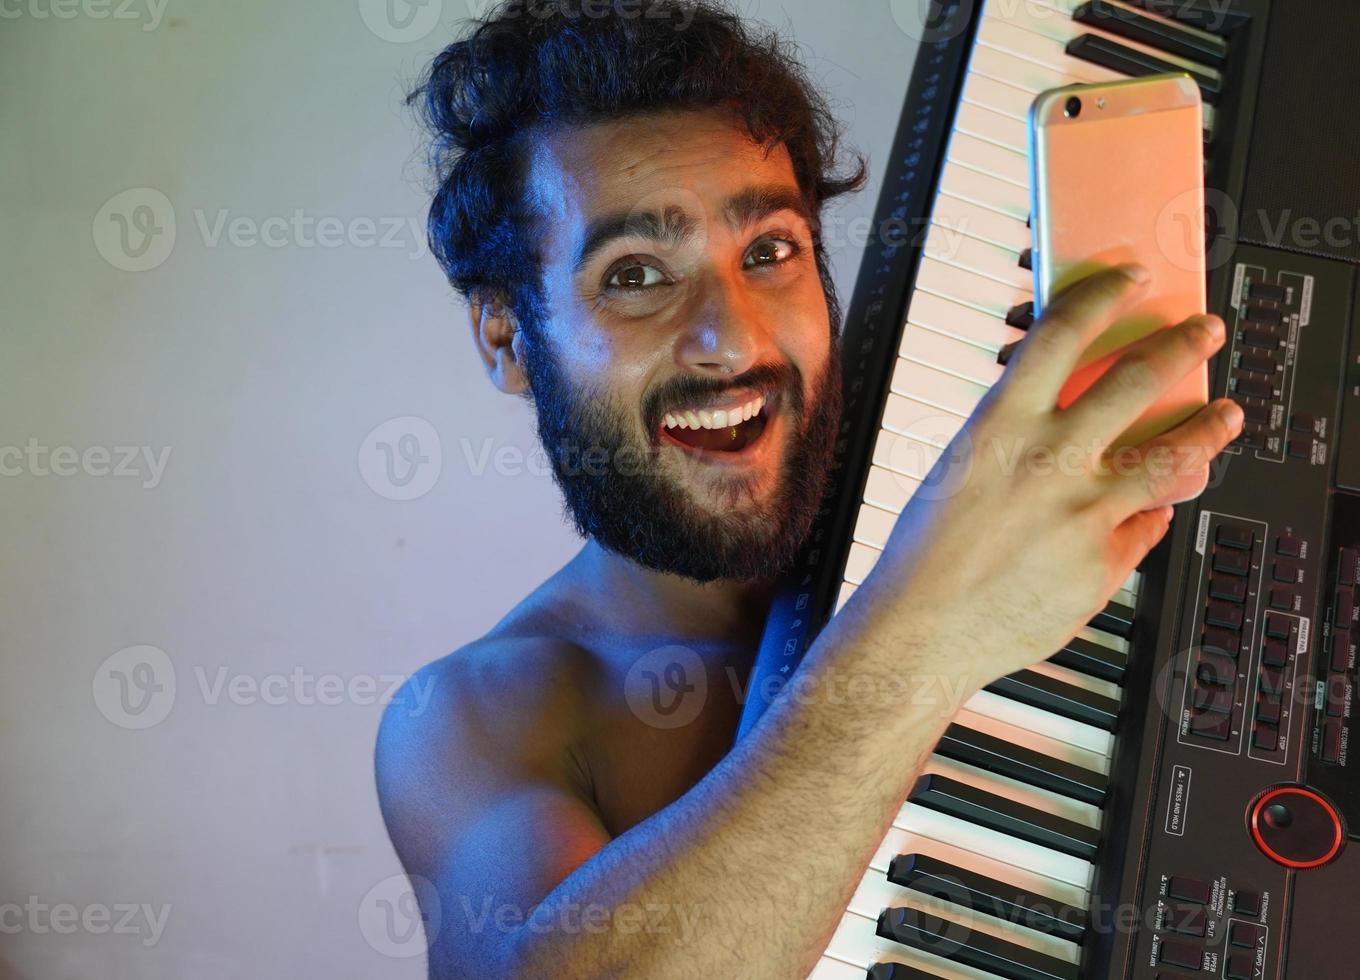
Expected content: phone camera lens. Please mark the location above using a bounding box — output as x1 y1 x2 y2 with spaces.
1064 96 1082 118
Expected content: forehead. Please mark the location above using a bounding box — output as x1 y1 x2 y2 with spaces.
523 110 803 238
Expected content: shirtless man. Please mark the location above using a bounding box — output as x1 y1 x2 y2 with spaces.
375 2 1243 977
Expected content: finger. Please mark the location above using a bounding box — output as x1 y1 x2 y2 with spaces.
1002 264 1151 413
1098 398 1244 519
1106 505 1175 591
1060 313 1226 446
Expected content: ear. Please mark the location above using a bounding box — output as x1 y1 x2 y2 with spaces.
468 291 529 394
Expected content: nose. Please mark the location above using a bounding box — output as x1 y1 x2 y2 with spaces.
673 271 775 377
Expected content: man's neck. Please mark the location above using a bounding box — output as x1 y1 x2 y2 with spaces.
567 539 776 649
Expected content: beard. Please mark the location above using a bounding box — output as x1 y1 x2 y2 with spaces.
518 327 842 584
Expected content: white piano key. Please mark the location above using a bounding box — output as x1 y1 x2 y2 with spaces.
890 358 992 418
807 954 868 980
899 323 1007 388
950 100 1030 158
923 754 1102 831
881 393 966 443
961 68 1034 121
964 689 1115 759
844 541 882 587
944 130 1030 187
847 869 1082 966
922 224 1032 291
872 428 945 483
1027 658 1123 701
937 160 1030 222
977 16 1125 85
863 463 919 514
834 581 857 616
868 824 1088 909
929 192 1032 254
853 501 900 551
914 257 1032 320
953 706 1111 776
904 289 1023 352
894 802 1094 889
1076 624 1130 656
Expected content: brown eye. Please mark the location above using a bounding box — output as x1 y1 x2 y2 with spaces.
606 262 666 290
745 238 796 268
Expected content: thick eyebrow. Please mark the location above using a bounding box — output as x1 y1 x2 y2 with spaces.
573 183 813 275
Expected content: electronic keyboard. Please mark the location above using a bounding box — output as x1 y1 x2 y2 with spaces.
736 1 1360 976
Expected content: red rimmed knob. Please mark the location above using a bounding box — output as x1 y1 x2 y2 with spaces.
1249 786 1345 870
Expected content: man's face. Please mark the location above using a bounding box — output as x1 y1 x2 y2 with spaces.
513 109 841 583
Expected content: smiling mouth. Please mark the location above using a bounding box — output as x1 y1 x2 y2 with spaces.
658 394 774 454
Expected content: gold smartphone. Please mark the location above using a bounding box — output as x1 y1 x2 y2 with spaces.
1029 73 1208 448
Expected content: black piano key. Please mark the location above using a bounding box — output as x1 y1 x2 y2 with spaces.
985 670 1121 731
1066 35 1221 104
866 964 946 980
1005 301 1035 330
888 852 1088 943
909 773 1101 861
877 906 1080 980
1121 0 1247 35
998 339 1021 367
1018 247 1033 271
936 723 1108 806
1050 635 1126 684
1072 1 1227 66
1091 599 1135 638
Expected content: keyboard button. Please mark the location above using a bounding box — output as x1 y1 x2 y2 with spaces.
1209 576 1247 602
1326 676 1348 717
1264 614 1290 639
1262 639 1289 668
1340 548 1359 586
1158 938 1204 970
1216 526 1255 550
1197 655 1236 686
1276 534 1303 557
1322 720 1344 763
1225 952 1254 980
1331 630 1351 672
1167 876 1212 904
1235 377 1274 400
1336 589 1355 625
1288 436 1312 460
1213 550 1250 576
1268 588 1294 611
1207 601 1243 630
1242 329 1279 350
1290 412 1316 433
1240 401 1272 426
1245 305 1283 326
1234 427 1265 451
1253 722 1279 751
1190 711 1231 740
1272 561 1300 583
1163 905 1206 937
1202 628 1241 658
1230 922 1265 948
1193 683 1233 714
1260 667 1285 696
1233 890 1263 916
1238 352 1277 374
1249 281 1287 302
1256 696 1282 725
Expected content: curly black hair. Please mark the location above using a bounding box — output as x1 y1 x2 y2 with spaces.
406 0 867 336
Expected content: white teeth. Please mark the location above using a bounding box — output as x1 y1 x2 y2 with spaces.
662 395 769 430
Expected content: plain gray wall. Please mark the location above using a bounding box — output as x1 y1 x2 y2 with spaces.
0 1 923 976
